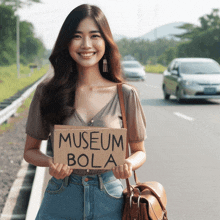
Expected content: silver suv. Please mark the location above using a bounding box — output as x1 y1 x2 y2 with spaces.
162 58 220 102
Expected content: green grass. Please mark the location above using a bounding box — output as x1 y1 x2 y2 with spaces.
145 64 167 74
16 91 35 113
0 64 49 102
0 122 11 133
0 65 48 134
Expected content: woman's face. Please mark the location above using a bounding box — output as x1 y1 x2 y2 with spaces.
68 17 105 70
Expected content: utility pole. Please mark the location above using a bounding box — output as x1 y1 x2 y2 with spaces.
154 5 158 65
16 0 20 78
154 27 157 62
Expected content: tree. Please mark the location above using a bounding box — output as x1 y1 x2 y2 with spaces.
199 9 220 30
175 8 220 63
158 47 177 66
175 9 220 40
0 0 41 10
0 5 16 65
174 23 197 40
116 37 178 65
0 4 46 66
19 20 46 65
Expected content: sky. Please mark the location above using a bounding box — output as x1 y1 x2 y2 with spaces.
18 0 220 49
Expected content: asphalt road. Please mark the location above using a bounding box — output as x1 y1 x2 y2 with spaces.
125 73 220 220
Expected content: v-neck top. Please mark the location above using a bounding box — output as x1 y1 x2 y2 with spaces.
70 91 121 128
26 83 147 176
74 90 118 126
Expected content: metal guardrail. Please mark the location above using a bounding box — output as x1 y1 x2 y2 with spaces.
0 68 52 126
1 67 54 220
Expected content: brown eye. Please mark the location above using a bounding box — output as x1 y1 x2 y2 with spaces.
73 35 81 39
92 34 101 38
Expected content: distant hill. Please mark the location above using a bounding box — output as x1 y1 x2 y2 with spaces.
139 22 187 41
113 22 187 41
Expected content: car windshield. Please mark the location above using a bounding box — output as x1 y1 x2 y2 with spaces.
180 62 220 74
122 63 142 68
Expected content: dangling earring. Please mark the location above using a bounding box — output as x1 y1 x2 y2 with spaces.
103 56 108 72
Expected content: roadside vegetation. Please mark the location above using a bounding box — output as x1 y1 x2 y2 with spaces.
117 8 220 66
0 1 50 133
0 4 47 66
16 91 34 114
0 64 49 102
145 64 166 74
0 2 51 101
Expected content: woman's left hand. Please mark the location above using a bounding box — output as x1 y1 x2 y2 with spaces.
112 159 132 179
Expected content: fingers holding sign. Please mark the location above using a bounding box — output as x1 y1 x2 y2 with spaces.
49 161 73 179
112 159 132 179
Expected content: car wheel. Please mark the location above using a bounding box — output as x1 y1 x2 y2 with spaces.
176 88 184 103
163 85 170 100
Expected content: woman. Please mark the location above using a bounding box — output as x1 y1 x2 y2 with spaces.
23 4 147 220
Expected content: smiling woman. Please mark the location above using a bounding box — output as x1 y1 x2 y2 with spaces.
68 17 106 70
23 4 147 220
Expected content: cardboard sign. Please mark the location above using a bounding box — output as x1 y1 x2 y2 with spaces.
53 125 127 169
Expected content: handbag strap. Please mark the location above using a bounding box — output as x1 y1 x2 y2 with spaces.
117 83 128 157
117 83 140 191
118 84 168 219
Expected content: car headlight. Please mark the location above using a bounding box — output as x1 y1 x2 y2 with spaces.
182 80 197 86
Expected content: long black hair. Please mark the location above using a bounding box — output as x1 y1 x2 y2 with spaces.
40 4 124 125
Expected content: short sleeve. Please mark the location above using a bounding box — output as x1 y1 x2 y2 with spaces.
122 84 147 143
25 84 50 140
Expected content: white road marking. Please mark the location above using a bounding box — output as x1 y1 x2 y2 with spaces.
174 112 195 121
144 84 160 89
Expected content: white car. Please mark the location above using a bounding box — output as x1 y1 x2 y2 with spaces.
122 61 145 81
162 58 220 102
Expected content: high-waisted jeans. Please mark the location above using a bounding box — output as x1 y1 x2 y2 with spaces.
35 171 124 220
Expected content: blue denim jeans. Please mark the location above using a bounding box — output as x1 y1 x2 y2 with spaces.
35 171 124 220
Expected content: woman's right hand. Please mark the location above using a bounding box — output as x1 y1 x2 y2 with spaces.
48 159 73 179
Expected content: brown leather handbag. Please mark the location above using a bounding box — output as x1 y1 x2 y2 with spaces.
117 83 168 220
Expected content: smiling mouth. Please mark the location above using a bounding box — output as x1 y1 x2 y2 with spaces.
78 52 96 58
